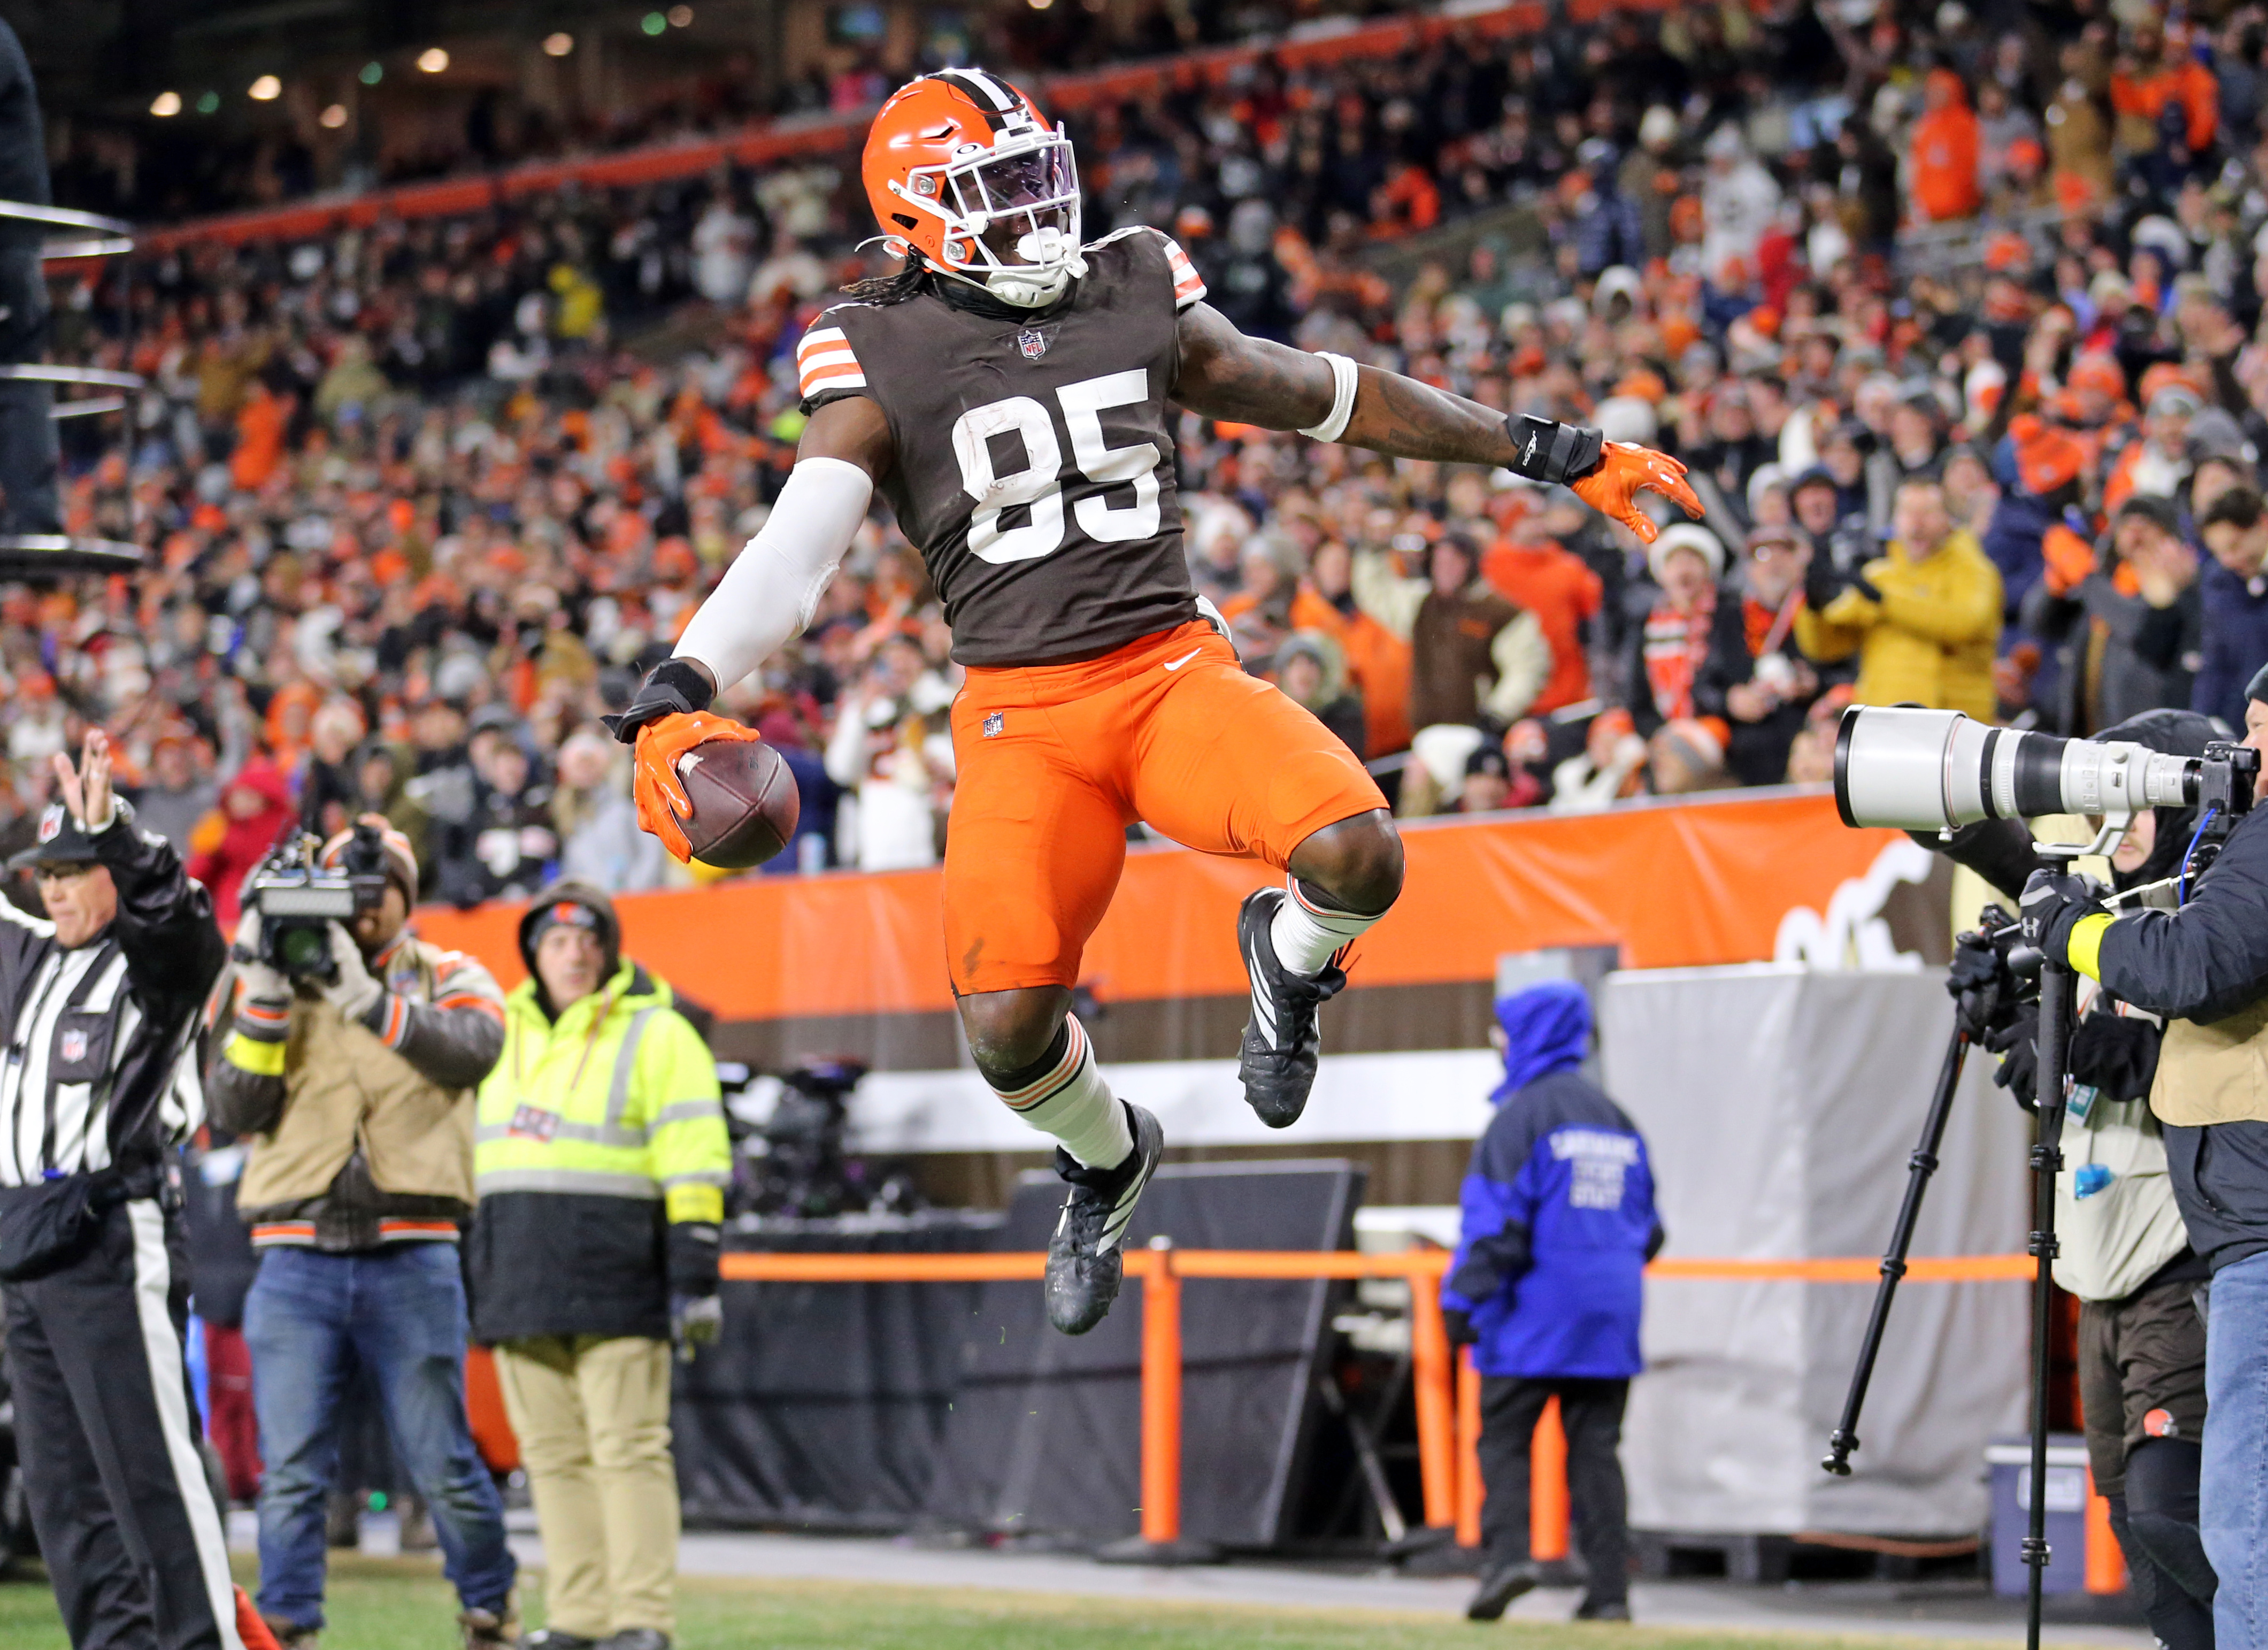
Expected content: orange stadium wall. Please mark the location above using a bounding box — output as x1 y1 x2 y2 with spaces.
420 789 1916 1017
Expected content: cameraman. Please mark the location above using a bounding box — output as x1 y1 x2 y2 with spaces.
467 881 728 1650
207 817 518 1650
1794 476 2003 722
0 732 234 1650
1948 710 2221 1650
2021 676 2268 1650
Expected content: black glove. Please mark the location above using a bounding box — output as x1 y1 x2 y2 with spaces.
1987 1006 2040 1110
1948 928 2005 1039
666 1221 722 1296
2068 1012 2162 1103
1804 552 1844 611
1948 931 2005 995
2020 867 2108 966
602 658 716 745
1447 1226 1531 1304
1442 1307 1479 1346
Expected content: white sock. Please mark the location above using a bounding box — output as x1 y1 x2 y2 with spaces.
1269 876 1385 976
985 1017 1133 1170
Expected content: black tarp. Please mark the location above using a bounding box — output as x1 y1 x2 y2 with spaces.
922 1159 1364 1547
675 1211 1004 1530
677 1164 1366 1544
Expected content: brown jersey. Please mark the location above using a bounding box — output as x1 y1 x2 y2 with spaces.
797 227 1209 666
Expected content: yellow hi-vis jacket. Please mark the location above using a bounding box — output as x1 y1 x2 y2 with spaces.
467 960 730 1343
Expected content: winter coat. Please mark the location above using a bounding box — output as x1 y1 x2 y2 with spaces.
2085 807 2268 1269
1980 492 2055 623
1441 983 1663 1380
2024 567 2201 735
1794 529 2003 720
1693 592 1829 786
2191 558 2268 730
1292 582 1413 757
1909 72 1983 222
1482 540 1605 715
468 956 729 1342
186 759 297 931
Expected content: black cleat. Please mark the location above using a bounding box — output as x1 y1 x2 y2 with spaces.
1044 1102 1163 1335
1573 1597 1631 1623
1236 887 1346 1128
1466 1561 1543 1622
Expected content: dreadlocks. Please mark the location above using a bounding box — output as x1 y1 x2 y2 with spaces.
841 260 928 305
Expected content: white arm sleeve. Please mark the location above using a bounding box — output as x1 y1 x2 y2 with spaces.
671 456 874 694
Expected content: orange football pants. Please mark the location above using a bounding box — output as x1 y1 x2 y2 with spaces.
944 620 1388 996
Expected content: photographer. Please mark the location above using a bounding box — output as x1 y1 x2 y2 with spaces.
2019 678 2268 1650
1794 476 2003 722
1948 709 2223 1650
0 732 235 1650
467 882 728 1650
207 817 518 1650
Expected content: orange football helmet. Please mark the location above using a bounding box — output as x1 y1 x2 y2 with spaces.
861 69 1087 308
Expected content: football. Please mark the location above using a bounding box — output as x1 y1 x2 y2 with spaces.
676 738 800 870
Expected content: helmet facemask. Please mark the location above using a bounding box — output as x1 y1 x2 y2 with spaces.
890 123 1087 309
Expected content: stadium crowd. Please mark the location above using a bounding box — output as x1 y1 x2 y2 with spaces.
12 0 2268 900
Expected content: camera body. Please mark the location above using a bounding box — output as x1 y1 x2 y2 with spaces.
2193 740 2262 842
738 1058 922 1219
246 824 391 981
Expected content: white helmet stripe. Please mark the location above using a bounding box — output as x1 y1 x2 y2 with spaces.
946 66 1019 111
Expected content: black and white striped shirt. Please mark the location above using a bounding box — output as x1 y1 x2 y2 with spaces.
0 816 226 1187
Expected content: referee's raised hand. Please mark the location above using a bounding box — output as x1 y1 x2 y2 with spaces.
51 727 114 832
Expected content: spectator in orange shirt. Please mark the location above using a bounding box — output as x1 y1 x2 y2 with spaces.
1290 538 1413 758
1371 162 1442 240
2111 23 2218 167
1909 68 1983 223
230 379 290 492
1481 490 1605 716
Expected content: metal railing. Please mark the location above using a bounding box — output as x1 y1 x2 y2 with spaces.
714 1241 2044 1560
0 198 142 573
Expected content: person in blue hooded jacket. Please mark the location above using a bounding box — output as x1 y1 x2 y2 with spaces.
1443 980 1664 1624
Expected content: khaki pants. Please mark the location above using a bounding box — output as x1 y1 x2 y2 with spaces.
494 1336 678 1639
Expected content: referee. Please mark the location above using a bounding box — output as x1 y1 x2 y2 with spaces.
0 731 237 1649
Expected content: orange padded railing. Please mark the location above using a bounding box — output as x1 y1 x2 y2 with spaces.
717 1245 2028 1551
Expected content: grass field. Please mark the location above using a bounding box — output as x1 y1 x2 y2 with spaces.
0 1554 2017 1650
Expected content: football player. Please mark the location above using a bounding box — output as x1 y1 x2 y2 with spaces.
610 70 1699 1335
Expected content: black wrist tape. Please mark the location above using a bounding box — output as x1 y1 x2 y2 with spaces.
603 657 716 743
644 657 716 713
1504 415 1605 486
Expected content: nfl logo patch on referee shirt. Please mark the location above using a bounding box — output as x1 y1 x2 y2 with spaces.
60 1029 86 1063
1017 328 1048 360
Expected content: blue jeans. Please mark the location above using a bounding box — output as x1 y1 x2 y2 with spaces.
2206 1249 2268 1650
243 1243 516 1630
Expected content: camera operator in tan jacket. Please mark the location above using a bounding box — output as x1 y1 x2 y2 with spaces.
207 816 519 1650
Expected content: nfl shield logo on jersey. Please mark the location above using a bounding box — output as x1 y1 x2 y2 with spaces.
983 712 1006 738
60 1029 86 1063
1017 328 1048 361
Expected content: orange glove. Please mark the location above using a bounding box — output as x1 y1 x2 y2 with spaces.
1571 442 1704 543
632 710 765 863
